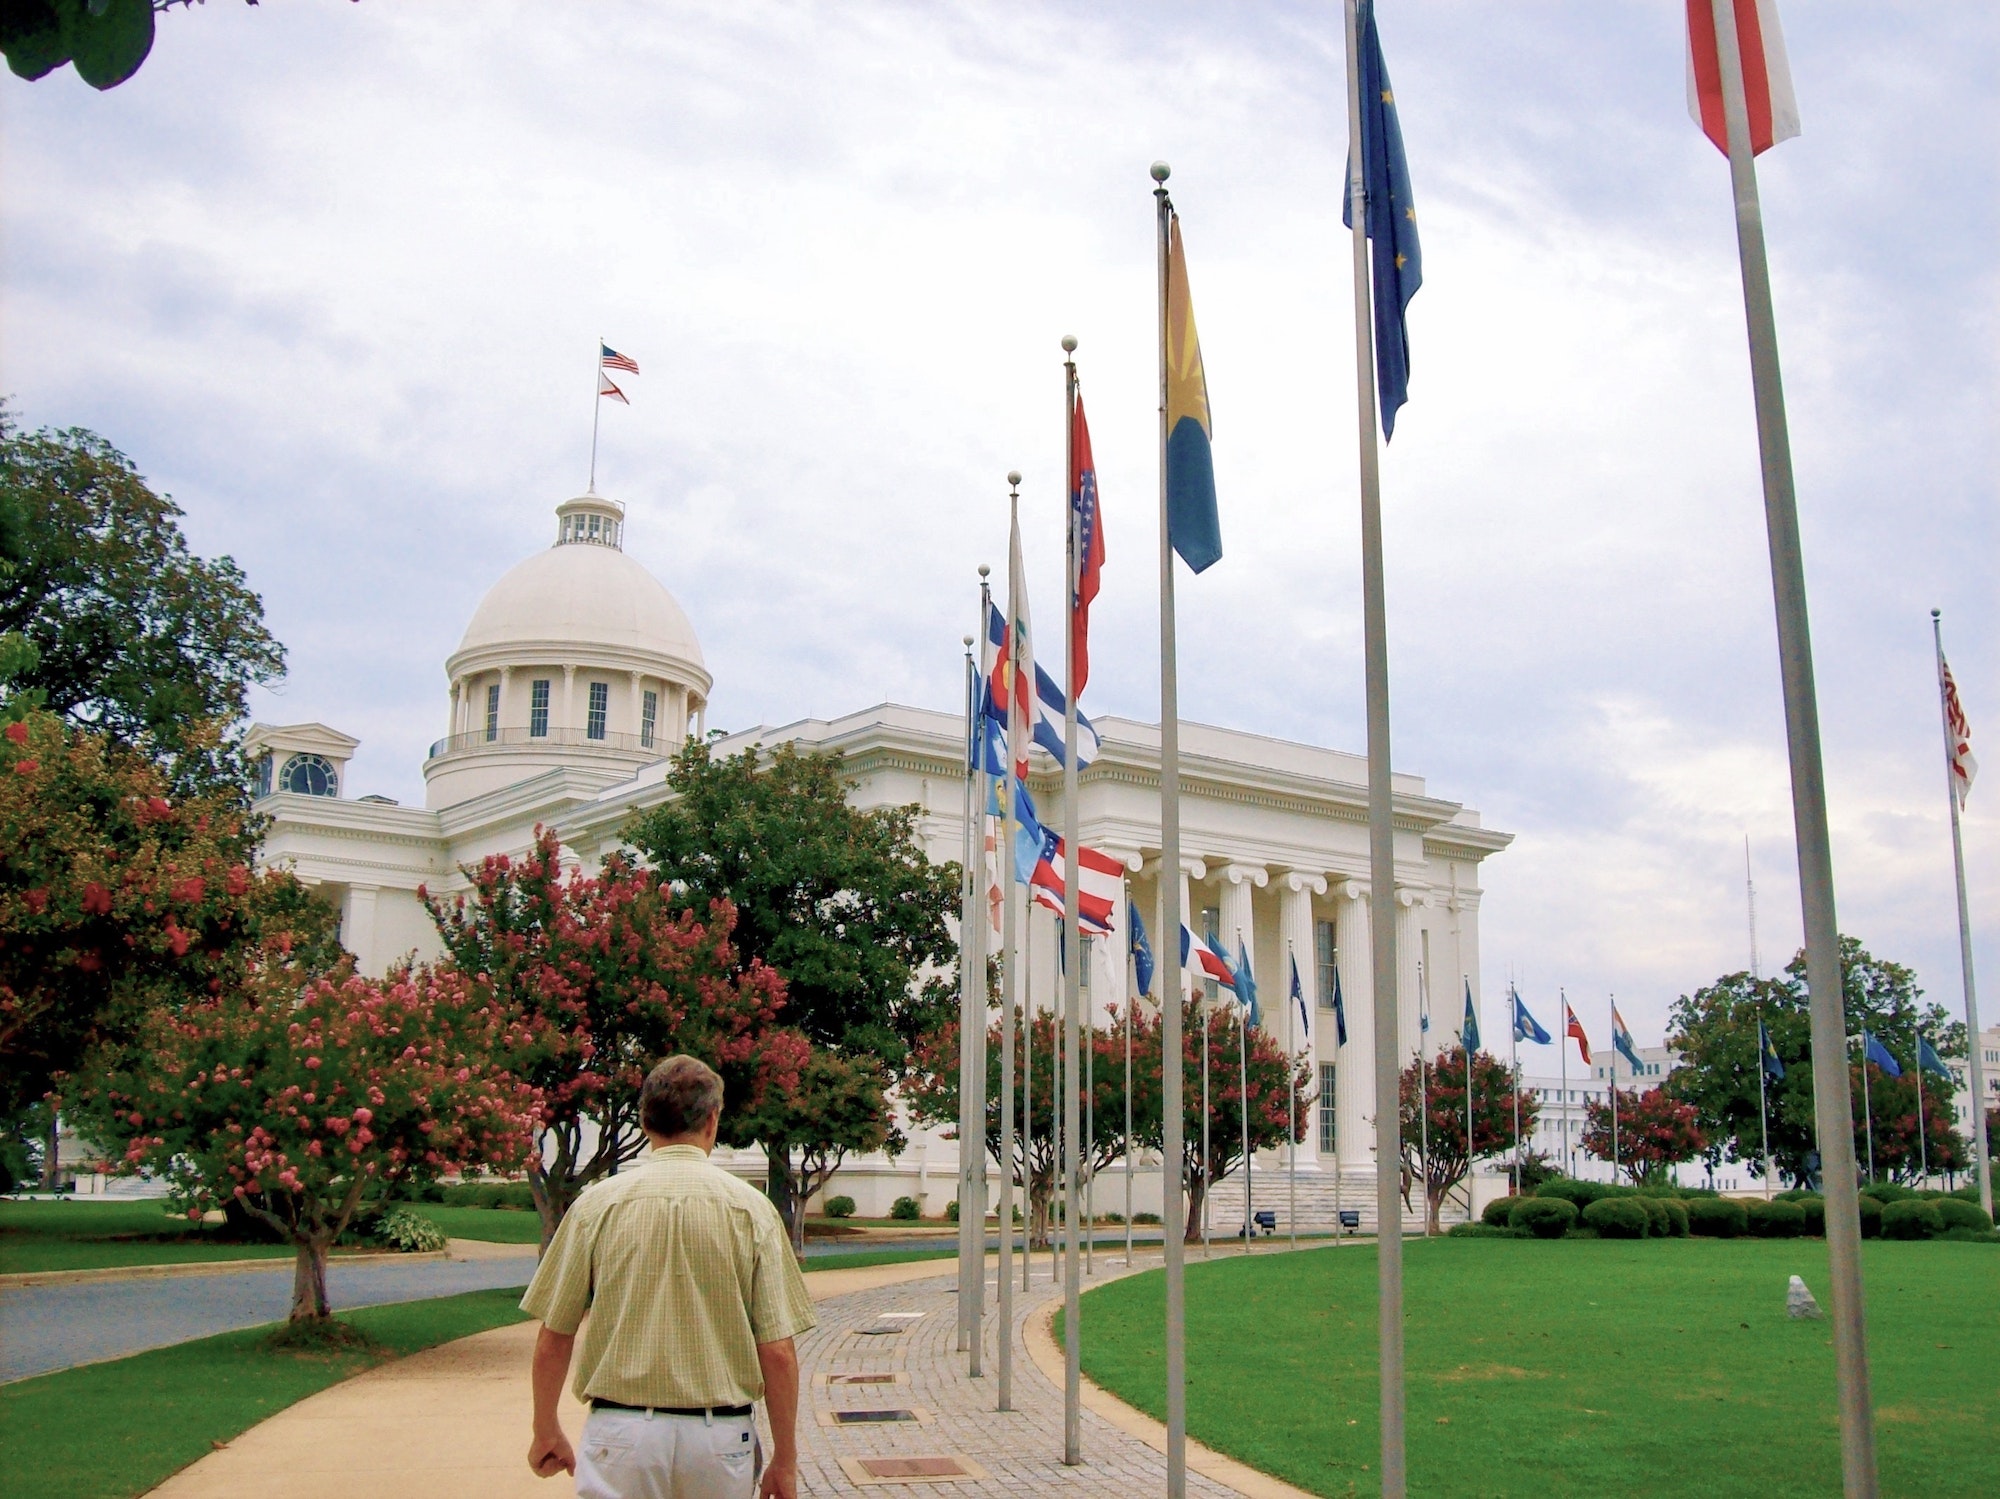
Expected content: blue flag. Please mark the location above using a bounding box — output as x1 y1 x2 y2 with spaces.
1863 1032 1903 1079
1329 962 1348 1048
1341 0 1423 439
1758 1019 1786 1082
1289 953 1312 1044
1919 1035 1951 1080
1511 988 1551 1045
1129 907 1155 998
1460 980 1479 1053
1237 936 1260 1029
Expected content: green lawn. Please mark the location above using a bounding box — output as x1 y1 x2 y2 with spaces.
0 1200 291 1274
420 1203 545 1243
804 1247 956 1272
0 1287 529 1499
1074 1238 1998 1498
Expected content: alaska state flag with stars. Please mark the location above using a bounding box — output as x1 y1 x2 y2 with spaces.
1342 0 1422 439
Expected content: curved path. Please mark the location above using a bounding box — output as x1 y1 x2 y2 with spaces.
144 1253 1321 1498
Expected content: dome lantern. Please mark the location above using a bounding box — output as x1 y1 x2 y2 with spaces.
555 494 625 550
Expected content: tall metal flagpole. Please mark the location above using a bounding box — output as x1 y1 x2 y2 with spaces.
1933 609 1990 1220
1915 1029 1928 1186
1237 938 1251 1253
1202 1001 1212 1257
1151 158 1189 1499
994 524 1017 1410
1464 984 1474 1221
1060 336 1084 1467
969 602 991 1375
1609 997 1620 1182
1125 882 1136 1268
588 338 604 493
1560 992 1569 1176
1510 989 1521 1190
1342 2 1406 1486
1288 942 1299 1251
958 636 979 1356
1859 1035 1875 1184
1707 2 1876 1487
1416 964 1429 1237
1024 908 1035 1291
1757 1012 1774 1202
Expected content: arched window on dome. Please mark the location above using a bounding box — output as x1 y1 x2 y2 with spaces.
278 753 338 798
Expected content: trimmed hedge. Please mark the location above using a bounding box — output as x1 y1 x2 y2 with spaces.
1581 1198 1650 1239
440 1180 535 1211
1798 1196 1825 1237
1936 1198 1994 1233
1659 1198 1690 1237
1482 1196 1522 1228
1509 1197 1579 1239
889 1196 921 1221
1687 1197 1748 1238
824 1195 857 1219
1758 1200 1806 1238
1633 1197 1670 1236
1858 1196 1883 1238
1881 1199 1943 1240
1534 1179 1614 1209
1448 1222 1523 1238
1860 1181 1915 1204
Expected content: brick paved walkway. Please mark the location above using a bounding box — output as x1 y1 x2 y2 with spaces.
797 1258 1241 1496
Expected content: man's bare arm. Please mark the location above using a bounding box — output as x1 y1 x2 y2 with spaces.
755 1336 801 1499
528 1325 577 1479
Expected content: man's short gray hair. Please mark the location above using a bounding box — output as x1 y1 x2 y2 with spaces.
640 1055 724 1138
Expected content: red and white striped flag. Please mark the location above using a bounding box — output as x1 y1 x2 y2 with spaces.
600 342 640 374
1943 657 1978 808
1685 0 1800 158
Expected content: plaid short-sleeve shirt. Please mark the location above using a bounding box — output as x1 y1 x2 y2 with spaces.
520 1144 816 1408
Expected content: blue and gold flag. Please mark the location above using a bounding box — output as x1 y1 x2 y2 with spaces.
1342 0 1422 439
1164 213 1220 573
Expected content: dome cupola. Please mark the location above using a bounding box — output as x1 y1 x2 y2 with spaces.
423 493 711 809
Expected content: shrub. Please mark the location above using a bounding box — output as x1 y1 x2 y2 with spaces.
1941 1226 2000 1243
1880 1199 1943 1240
1634 1197 1670 1236
889 1196 921 1221
1759 1200 1806 1238
1448 1222 1522 1238
1857 1196 1883 1238
1773 1187 1816 1202
1535 1179 1610 1209
944 1199 960 1223
1508 1197 1578 1239
1797 1196 1825 1236
1659 1199 1690 1238
1582 1198 1650 1239
1936 1198 1994 1234
1133 1212 1162 1225
373 1208 449 1253
824 1195 857 1219
1860 1181 1914 1204
1687 1198 1748 1238
441 1180 535 1210
1483 1196 1521 1228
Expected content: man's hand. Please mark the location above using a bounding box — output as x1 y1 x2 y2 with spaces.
528 1430 576 1479
757 1453 799 1499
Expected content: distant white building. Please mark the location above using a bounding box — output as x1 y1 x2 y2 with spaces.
249 489 1513 1225
1947 1024 2000 1145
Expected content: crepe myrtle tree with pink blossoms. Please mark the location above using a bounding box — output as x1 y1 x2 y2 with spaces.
86 966 541 1322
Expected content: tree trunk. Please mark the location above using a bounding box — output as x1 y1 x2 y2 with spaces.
40 1111 59 1192
527 1161 576 1257
290 1237 332 1322
1183 1173 1207 1244
766 1145 803 1252
1425 1179 1445 1236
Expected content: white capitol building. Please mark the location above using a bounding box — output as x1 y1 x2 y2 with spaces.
251 489 1513 1224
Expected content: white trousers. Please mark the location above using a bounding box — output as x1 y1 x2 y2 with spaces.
574 1408 757 1499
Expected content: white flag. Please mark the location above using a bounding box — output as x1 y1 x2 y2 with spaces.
1944 657 1978 807
1685 0 1800 158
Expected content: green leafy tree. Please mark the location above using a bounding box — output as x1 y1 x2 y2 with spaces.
2 0 239 91
0 415 285 792
1399 1047 1533 1234
1849 1058 1967 1185
624 740 960 1220
731 1049 904 1249
1666 939 1962 1186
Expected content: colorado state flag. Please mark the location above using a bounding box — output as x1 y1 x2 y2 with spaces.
1165 213 1220 574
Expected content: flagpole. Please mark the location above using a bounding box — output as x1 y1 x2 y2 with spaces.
1860 1035 1874 1184
1150 159 1190 1499
1288 942 1299 1252
584 337 600 495
1464 984 1474 1224
1417 963 1429 1237
1202 999 1212 1258
1125 888 1135 1269
1343 0 1408 1481
994 522 1017 1410
1237 932 1251 1254
1609 997 1619 1183
1757 1013 1774 1202
1560 993 1569 1177
1510 989 1521 1192
958 635 979 1358
1024 913 1035 1290
1059 337 1085 1465
1706 2 1878 1487
1087 991 1096 1278
1933 609 1990 1219
1915 1029 1928 1187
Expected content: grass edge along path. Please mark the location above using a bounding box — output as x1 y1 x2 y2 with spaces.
1074 1237 1998 1499
0 1287 531 1499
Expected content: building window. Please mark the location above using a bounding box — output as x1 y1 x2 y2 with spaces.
1080 935 1092 991
641 689 658 748
529 679 550 738
484 683 500 741
1315 919 1338 1009
1319 1063 1337 1153
587 681 609 741
277 753 338 797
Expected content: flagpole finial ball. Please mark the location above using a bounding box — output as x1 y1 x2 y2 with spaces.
1932 607 1942 619
979 563 990 578
1150 160 1171 182
964 636 974 649
1061 335 1077 353
1007 471 1022 488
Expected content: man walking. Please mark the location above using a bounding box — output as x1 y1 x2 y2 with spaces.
523 1055 816 1499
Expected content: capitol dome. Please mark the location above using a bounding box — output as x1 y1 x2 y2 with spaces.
423 494 712 810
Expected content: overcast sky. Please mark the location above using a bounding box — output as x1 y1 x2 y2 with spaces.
4 1 1993 1046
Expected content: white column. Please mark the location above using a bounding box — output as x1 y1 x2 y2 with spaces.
628 670 643 742
499 666 513 733
1279 873 1325 1169
1334 880 1375 1174
562 665 577 739
1218 864 1264 985
1175 859 1206 998
1396 888 1426 1064
341 884 380 978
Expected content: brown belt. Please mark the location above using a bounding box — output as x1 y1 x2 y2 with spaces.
591 1399 753 1418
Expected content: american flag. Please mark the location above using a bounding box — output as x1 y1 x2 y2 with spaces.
600 343 639 374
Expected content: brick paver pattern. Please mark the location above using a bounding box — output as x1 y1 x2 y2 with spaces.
791 1259 1238 1496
